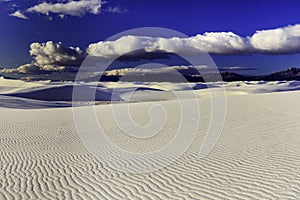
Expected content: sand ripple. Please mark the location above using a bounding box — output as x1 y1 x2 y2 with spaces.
1 92 300 199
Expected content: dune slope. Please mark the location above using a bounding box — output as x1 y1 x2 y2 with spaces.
1 91 300 199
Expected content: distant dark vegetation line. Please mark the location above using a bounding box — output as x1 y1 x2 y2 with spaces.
2 68 300 82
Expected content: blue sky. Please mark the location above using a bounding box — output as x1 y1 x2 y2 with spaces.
1 0 300 75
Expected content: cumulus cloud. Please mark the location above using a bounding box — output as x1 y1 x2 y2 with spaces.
9 10 28 19
250 24 300 54
27 0 102 17
2 24 300 77
0 63 67 74
103 65 210 76
0 63 254 76
87 33 249 58
88 24 300 57
0 41 85 75
87 36 155 58
29 41 86 66
153 32 249 55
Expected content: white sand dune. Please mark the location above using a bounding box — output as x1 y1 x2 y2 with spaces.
0 76 299 104
2 77 300 104
0 95 72 109
1 77 300 199
5 85 121 102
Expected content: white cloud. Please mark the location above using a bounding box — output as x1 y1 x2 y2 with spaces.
103 65 209 76
0 63 208 76
0 63 67 74
29 41 85 66
88 24 300 57
87 36 157 58
87 32 250 57
154 32 249 55
250 24 300 54
27 0 102 17
105 6 128 14
0 41 85 75
2 24 300 76
0 63 253 76
9 10 28 19
219 66 257 71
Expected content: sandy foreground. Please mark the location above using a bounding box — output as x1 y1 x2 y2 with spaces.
1 86 300 199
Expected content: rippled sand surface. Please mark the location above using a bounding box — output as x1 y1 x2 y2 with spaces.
1 91 300 199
